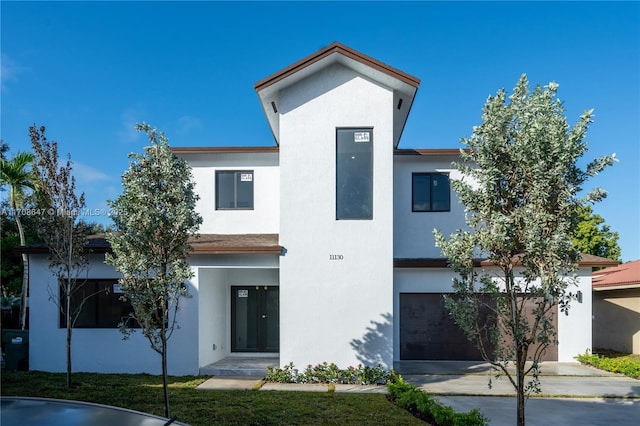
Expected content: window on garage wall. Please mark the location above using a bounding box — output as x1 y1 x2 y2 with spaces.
412 173 450 212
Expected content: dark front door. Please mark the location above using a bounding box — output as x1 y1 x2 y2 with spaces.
231 286 279 352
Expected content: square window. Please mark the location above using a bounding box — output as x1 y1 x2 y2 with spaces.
412 173 450 212
216 171 254 210
60 279 136 328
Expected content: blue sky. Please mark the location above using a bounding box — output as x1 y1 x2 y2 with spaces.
1 1 638 261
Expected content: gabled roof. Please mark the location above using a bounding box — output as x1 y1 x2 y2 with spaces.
254 42 420 147
592 259 640 290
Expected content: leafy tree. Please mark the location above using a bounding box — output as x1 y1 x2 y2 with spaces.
1 150 37 329
1 198 41 297
0 140 9 160
434 75 615 426
30 125 90 388
572 205 621 261
106 123 202 419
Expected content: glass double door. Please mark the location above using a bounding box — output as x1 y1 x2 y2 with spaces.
231 286 279 352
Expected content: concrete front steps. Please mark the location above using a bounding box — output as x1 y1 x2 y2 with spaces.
199 356 279 377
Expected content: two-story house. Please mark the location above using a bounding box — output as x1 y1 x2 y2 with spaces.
25 42 615 375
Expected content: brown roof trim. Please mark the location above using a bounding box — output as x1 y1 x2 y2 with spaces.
476 253 619 268
170 146 279 154
19 234 282 256
576 253 620 267
254 41 420 92
395 253 619 269
188 234 282 255
190 246 282 255
394 148 465 156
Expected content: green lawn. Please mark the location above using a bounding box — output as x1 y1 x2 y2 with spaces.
0 371 427 425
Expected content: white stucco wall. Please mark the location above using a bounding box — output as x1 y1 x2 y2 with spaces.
196 266 280 368
185 152 279 234
197 268 228 367
393 155 467 259
28 254 199 375
278 63 395 369
557 267 593 361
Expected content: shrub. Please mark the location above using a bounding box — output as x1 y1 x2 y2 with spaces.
576 349 640 379
387 375 488 426
264 361 391 385
265 361 297 383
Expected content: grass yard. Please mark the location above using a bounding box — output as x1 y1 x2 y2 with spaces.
0 371 427 425
576 349 640 379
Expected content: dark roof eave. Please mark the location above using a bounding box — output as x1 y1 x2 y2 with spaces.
170 146 279 154
17 245 112 255
18 234 283 256
394 254 619 269
189 247 283 255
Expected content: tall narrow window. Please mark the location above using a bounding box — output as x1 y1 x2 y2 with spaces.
412 173 450 212
336 128 373 220
216 171 254 210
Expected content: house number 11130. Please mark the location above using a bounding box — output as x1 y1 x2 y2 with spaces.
329 254 344 260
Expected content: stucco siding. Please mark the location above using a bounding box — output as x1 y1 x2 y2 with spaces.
29 254 199 375
188 152 279 235
278 63 395 369
393 155 467 259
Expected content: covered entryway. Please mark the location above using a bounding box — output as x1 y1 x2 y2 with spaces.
231 286 279 352
400 293 558 361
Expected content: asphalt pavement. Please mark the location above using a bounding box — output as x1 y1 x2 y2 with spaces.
399 362 640 425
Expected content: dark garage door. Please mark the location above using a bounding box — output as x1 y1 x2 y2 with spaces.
400 293 558 361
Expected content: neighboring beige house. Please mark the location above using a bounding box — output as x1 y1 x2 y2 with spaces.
592 260 640 354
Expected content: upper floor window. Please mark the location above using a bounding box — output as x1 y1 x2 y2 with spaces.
412 173 450 212
216 171 254 210
336 128 373 220
60 279 137 329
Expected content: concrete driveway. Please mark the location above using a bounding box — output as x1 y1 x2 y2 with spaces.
396 361 640 425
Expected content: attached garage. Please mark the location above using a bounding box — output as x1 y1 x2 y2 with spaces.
399 292 558 361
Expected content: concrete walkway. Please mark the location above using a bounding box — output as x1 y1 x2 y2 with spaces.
197 361 640 425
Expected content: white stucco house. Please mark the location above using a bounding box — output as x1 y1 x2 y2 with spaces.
25 42 617 375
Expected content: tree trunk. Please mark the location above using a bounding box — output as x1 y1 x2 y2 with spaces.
14 211 29 331
162 332 170 419
19 252 29 330
66 284 72 389
508 269 526 426
516 352 526 426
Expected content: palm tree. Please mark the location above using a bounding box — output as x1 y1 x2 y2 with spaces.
1 151 36 329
